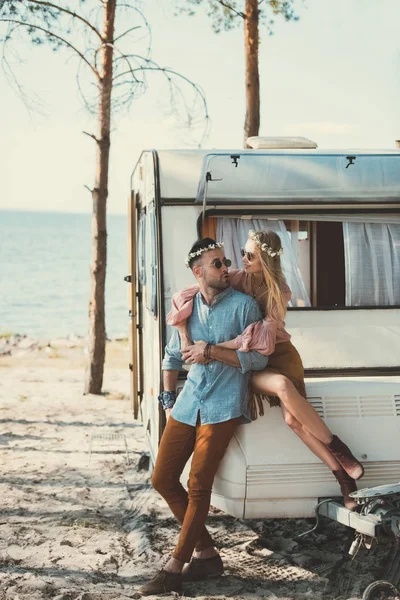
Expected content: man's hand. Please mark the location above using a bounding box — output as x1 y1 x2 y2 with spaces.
165 408 172 421
182 341 210 365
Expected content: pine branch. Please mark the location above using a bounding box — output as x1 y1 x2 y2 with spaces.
215 0 245 19
0 19 100 79
23 0 103 41
83 131 100 143
113 25 141 43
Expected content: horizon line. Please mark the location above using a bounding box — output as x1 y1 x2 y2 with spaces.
0 207 127 217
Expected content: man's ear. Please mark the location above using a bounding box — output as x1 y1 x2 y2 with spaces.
192 263 203 280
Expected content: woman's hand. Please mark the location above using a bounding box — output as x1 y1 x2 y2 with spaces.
182 341 210 365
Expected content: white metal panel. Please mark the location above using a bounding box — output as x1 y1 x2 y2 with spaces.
158 150 208 200
161 205 202 340
132 151 156 209
196 153 400 204
286 308 400 369
140 301 163 460
156 148 400 203
209 377 400 519
243 499 319 519
134 153 163 460
208 495 246 519
181 435 247 517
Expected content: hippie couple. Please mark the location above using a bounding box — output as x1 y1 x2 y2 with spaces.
138 230 364 597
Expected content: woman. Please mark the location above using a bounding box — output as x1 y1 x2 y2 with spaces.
167 230 364 510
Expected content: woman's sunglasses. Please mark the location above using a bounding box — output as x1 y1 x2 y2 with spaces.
210 257 232 269
240 248 255 261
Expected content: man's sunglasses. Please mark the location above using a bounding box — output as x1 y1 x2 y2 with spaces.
240 248 255 261
210 257 232 269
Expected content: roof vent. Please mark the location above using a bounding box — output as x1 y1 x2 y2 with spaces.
247 136 318 150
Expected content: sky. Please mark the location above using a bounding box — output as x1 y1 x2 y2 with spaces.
1 0 400 215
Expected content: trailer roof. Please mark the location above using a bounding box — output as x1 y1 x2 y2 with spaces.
154 148 400 204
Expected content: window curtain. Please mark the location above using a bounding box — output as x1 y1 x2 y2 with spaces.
343 222 400 306
216 218 311 307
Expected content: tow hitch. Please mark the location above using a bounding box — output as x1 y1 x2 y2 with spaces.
300 482 400 600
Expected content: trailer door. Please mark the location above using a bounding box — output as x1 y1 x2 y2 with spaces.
128 152 164 463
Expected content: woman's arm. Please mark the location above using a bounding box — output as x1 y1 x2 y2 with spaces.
166 271 244 328
218 286 292 356
211 318 280 356
166 284 199 351
234 317 280 356
166 271 290 356
166 284 200 326
208 314 281 354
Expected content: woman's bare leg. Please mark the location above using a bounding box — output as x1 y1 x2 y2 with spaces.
251 371 333 444
177 323 192 351
280 405 358 509
252 370 364 481
280 405 340 471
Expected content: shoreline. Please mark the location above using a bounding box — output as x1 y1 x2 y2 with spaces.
0 333 129 370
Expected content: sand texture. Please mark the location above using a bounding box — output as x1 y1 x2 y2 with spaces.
0 341 397 600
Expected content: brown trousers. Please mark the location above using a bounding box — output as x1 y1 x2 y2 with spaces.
152 415 240 563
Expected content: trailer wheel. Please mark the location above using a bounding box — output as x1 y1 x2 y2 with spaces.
362 580 400 600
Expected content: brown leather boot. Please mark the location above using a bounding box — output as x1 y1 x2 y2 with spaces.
333 468 358 510
182 554 224 581
326 435 364 480
138 569 182 596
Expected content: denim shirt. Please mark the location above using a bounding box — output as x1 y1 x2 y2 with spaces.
162 287 268 426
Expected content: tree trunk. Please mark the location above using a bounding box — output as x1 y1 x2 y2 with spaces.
84 0 117 395
243 0 260 147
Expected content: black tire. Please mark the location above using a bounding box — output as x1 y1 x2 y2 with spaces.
362 580 400 600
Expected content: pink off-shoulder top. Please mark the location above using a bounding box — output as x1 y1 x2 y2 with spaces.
166 269 291 356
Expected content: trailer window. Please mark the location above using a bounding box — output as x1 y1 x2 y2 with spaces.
137 214 146 285
145 205 157 317
343 222 400 307
310 220 400 307
216 217 311 307
215 217 400 309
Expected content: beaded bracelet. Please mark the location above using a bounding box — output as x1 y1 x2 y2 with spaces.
203 343 213 361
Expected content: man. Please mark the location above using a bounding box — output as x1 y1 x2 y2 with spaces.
139 238 268 596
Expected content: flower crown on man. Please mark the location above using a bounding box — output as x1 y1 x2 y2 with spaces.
185 238 224 268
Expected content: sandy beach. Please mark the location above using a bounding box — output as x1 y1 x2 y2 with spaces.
0 337 395 600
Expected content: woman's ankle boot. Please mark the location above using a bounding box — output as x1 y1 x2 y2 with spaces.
326 435 364 480
332 468 358 510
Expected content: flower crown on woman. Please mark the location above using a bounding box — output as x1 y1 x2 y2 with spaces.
249 230 283 257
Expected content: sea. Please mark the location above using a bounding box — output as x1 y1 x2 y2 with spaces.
0 210 129 340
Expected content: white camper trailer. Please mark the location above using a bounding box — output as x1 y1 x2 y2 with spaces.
127 140 400 519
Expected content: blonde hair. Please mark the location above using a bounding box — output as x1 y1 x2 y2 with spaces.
251 230 286 322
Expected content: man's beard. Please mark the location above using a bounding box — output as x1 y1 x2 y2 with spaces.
205 276 230 291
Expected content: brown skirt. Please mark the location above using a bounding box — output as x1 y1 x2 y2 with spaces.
249 341 306 420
